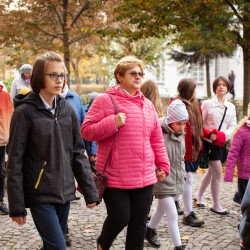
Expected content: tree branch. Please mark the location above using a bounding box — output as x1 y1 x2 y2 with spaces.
224 0 244 23
70 1 90 28
69 32 92 44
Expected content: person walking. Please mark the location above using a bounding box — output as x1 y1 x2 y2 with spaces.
84 92 100 167
195 76 237 215
170 78 206 227
228 70 236 99
145 99 188 250
60 83 88 246
81 56 170 250
0 85 13 215
7 52 100 250
10 64 32 101
224 102 250 202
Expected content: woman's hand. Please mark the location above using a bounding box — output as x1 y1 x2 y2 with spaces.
115 113 126 128
87 202 96 208
12 216 26 225
156 169 166 182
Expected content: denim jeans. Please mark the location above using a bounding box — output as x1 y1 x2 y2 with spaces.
30 202 70 250
0 146 6 202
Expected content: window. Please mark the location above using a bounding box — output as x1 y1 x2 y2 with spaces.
191 64 205 85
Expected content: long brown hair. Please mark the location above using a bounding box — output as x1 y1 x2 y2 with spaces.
177 78 203 138
141 79 164 117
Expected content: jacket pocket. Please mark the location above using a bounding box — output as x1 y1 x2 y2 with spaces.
34 161 47 189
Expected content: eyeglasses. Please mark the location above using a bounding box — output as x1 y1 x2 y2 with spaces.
44 73 68 81
129 71 144 78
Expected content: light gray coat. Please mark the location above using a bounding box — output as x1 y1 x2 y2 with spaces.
153 118 186 198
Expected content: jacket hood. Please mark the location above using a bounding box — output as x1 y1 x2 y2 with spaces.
105 85 145 105
159 117 185 137
13 91 64 111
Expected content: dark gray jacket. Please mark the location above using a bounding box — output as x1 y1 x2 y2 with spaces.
7 91 99 217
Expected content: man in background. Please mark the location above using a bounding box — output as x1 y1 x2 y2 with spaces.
228 70 236 99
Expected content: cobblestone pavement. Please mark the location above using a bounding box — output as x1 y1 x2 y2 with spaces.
0 171 241 250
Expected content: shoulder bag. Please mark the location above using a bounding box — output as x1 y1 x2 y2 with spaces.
199 106 227 169
77 94 119 199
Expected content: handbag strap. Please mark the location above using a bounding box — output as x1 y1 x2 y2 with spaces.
218 106 227 131
100 94 119 174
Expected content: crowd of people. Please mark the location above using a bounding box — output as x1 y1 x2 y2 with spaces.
0 52 249 250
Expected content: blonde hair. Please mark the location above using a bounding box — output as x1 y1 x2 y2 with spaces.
231 116 249 142
114 56 144 85
141 79 164 117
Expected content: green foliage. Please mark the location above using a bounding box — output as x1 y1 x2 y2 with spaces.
3 78 13 93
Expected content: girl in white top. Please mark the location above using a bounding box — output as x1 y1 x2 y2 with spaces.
196 76 236 214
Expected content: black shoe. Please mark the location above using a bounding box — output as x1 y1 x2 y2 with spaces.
210 208 229 215
0 203 9 215
175 201 184 215
233 192 241 205
182 211 204 227
65 234 72 246
174 245 186 250
145 226 161 248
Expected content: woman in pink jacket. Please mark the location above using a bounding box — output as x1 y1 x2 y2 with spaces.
224 102 250 202
81 56 170 250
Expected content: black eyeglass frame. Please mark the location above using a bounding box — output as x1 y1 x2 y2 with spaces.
44 73 68 81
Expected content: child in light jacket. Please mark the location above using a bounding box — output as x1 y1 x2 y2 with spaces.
145 99 188 250
224 102 250 202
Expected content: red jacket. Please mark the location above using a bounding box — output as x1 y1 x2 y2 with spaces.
168 97 210 162
0 87 13 146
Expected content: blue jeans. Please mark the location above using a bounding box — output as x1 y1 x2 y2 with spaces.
30 202 70 250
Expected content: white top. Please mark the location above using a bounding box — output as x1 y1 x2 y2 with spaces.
10 75 31 101
39 94 57 115
202 95 237 142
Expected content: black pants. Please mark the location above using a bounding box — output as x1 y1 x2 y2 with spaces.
238 178 249 201
0 146 6 202
98 185 153 250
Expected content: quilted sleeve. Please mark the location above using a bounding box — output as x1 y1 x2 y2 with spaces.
224 130 243 182
81 95 118 142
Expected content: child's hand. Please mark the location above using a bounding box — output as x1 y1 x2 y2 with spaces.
210 133 217 142
87 202 96 208
156 169 166 182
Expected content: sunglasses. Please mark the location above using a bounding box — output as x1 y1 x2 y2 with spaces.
129 71 144 78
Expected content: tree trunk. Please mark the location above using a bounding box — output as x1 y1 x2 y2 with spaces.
62 0 71 88
242 0 250 113
243 47 250 114
71 59 81 94
205 56 211 97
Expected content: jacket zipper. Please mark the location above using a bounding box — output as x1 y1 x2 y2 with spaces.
35 161 47 189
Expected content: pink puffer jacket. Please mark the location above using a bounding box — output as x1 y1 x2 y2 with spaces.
81 86 170 189
224 124 250 182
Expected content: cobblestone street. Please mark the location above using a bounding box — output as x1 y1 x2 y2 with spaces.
0 171 241 250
